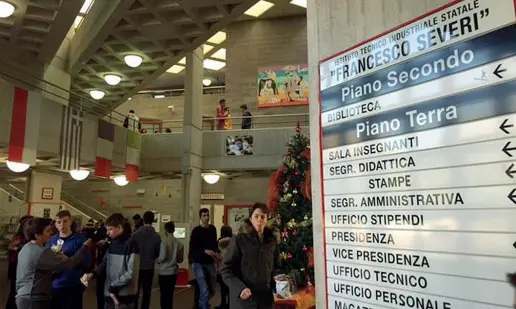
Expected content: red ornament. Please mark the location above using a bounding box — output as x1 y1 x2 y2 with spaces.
99 198 106 206
287 253 293 260
295 171 301 176
292 230 298 236
302 245 308 252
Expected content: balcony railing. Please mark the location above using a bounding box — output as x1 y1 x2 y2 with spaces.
142 113 309 133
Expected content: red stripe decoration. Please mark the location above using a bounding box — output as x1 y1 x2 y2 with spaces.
95 157 111 178
8 88 28 162
125 164 139 182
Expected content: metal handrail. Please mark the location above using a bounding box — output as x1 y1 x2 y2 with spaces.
60 192 108 219
0 59 127 125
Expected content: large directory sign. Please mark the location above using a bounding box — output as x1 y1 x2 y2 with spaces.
318 0 516 308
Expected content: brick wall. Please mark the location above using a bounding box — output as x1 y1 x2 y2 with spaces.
225 15 309 117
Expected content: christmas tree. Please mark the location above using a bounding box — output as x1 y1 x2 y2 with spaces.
268 124 314 288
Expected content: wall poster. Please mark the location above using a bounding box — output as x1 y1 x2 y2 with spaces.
257 65 309 108
226 135 254 155
224 205 252 234
318 0 516 309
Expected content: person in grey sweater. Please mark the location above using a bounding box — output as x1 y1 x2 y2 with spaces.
130 211 161 309
16 218 91 309
156 222 184 309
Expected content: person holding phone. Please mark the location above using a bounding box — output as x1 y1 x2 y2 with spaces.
220 203 280 309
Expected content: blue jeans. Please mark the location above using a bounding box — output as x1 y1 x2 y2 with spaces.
193 263 216 309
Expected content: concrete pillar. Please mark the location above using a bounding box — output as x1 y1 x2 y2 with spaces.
25 170 63 218
181 47 204 228
307 1 448 308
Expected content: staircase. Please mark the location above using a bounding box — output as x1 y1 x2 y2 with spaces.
0 183 107 220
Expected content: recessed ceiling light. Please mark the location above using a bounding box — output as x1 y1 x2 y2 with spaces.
166 65 185 74
80 0 94 14
207 31 226 44
211 48 226 60
73 16 84 29
244 0 274 17
290 0 307 8
178 57 186 65
124 55 143 68
104 74 121 86
0 1 15 18
203 59 226 71
90 90 105 100
203 44 214 54
203 79 212 86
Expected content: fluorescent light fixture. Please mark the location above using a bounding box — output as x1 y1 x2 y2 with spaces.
203 59 226 71
124 55 143 68
203 79 212 86
90 90 105 100
244 0 274 17
80 0 94 14
73 16 84 29
211 48 226 60
178 57 186 65
166 65 185 74
203 44 214 54
6 161 29 173
207 31 226 44
203 174 220 184
104 74 121 86
290 0 307 8
153 94 166 99
0 1 15 18
70 169 90 181
114 175 129 186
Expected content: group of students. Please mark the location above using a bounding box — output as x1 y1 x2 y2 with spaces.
5 202 280 309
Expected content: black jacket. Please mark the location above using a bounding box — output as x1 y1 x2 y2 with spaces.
220 219 280 309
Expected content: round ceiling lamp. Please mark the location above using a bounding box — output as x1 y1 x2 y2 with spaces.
124 55 143 68
6 160 30 173
104 74 121 86
202 79 212 86
114 175 129 186
90 90 105 100
203 173 220 184
69 169 90 181
0 1 15 18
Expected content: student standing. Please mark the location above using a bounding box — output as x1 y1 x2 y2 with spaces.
85 213 140 309
131 211 161 309
220 203 280 309
156 222 184 309
189 208 219 309
47 211 91 309
16 218 91 309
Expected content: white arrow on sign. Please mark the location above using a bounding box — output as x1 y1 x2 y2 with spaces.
324 228 516 257
321 55 516 127
326 261 512 306
322 113 516 165
325 244 516 282
324 209 516 233
323 185 516 211
326 278 509 309
323 137 514 179
323 161 516 195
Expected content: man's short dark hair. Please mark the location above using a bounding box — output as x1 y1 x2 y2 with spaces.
249 203 269 217
132 214 141 221
56 210 71 219
220 225 233 238
240 104 247 110
199 208 210 218
25 218 52 240
164 222 175 234
129 110 135 114
143 211 155 224
219 99 226 104
106 213 126 227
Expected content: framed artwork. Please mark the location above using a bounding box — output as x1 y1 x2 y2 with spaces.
257 64 309 108
226 135 254 155
41 188 54 200
224 205 253 234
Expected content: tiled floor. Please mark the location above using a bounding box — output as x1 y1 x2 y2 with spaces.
0 259 221 309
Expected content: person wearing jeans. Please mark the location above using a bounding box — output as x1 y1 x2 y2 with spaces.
157 222 184 309
189 208 219 309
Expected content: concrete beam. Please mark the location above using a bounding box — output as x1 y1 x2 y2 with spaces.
37 0 84 63
69 0 136 75
9 0 28 48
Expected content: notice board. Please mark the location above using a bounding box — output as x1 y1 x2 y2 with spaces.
318 0 516 308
